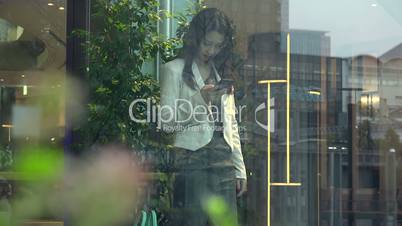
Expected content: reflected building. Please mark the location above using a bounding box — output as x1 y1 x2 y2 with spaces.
205 0 402 224
242 30 343 226
282 29 331 57
241 26 402 225
380 43 402 124
280 0 289 32
316 47 402 226
205 0 283 57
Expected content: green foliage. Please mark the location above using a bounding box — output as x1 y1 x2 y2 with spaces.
71 1 224 223
159 0 206 63
0 145 12 170
73 0 208 152
175 0 206 38
74 0 165 151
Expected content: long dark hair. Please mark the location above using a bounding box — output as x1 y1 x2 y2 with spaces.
179 8 235 89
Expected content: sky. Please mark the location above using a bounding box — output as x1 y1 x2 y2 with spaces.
289 0 402 57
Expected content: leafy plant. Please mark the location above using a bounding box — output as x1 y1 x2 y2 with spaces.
0 145 12 170
159 0 206 63
71 1 217 224
73 0 168 151
73 0 209 153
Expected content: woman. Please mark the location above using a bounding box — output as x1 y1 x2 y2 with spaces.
159 8 246 226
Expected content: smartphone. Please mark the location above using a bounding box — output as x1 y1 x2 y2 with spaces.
216 79 234 90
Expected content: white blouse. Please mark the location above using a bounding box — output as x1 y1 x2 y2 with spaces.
160 58 247 179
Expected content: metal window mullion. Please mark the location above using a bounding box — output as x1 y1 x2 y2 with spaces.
156 0 172 81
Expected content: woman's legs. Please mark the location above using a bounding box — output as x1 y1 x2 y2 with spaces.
176 136 237 226
206 136 238 216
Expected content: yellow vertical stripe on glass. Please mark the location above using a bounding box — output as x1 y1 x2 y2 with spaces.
260 33 302 226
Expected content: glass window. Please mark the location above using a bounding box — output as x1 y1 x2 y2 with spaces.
3 0 395 225
154 0 402 225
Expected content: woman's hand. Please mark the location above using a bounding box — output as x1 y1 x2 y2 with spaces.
236 179 247 197
227 85 234 95
200 84 234 104
201 84 216 91
200 84 216 103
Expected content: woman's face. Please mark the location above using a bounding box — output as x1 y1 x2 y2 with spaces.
197 31 225 63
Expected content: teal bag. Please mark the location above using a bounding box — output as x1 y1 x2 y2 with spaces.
134 210 157 226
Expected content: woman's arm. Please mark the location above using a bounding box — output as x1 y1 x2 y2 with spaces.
222 90 247 196
231 111 247 180
229 98 248 197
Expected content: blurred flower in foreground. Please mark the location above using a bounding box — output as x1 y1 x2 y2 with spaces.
11 145 143 226
203 195 238 226
11 146 64 226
